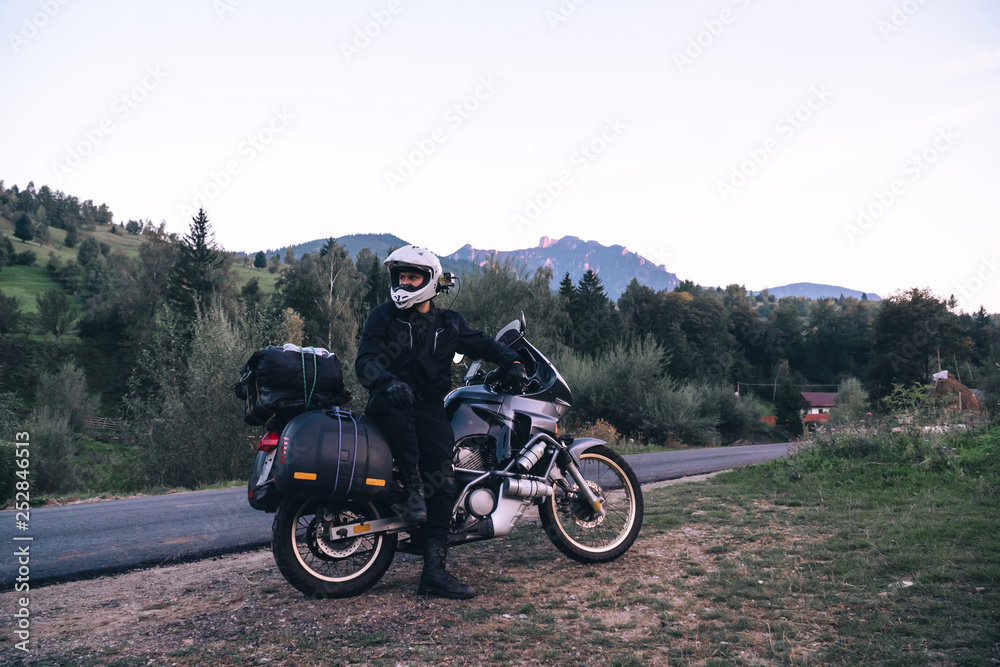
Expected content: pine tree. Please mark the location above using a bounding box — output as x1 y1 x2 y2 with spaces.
253 251 267 269
355 247 389 315
13 213 33 243
558 272 575 300
168 208 226 322
774 377 807 437
566 269 619 356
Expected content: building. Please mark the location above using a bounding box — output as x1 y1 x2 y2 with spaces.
801 392 836 424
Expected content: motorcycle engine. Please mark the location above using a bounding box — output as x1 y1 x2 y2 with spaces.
466 485 497 518
454 436 497 472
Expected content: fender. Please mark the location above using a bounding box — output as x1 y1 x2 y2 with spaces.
567 437 607 468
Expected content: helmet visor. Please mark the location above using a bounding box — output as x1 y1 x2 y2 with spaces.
390 266 430 292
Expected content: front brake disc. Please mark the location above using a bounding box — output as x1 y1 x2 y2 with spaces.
558 480 605 528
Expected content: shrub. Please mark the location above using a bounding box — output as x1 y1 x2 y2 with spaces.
13 250 36 266
29 407 78 494
641 381 719 447
0 441 16 504
703 384 770 444
831 377 870 425
560 337 667 438
561 339 744 447
574 419 620 446
35 361 99 435
122 305 261 488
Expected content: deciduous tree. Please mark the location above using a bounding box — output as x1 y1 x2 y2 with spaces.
36 288 75 339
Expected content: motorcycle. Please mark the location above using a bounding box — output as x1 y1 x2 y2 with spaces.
246 314 644 598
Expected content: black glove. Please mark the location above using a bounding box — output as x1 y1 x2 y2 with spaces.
385 380 415 409
504 361 528 391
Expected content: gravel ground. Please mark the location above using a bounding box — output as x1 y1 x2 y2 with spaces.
0 474 725 666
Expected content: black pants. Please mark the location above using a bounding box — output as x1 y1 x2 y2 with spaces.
367 394 456 542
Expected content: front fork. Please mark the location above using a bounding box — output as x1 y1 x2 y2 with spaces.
556 449 606 518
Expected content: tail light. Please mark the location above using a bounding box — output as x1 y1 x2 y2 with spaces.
258 431 280 452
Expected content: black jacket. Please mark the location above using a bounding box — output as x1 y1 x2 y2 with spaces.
356 302 519 401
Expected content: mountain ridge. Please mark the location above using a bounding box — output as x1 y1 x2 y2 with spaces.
258 234 878 301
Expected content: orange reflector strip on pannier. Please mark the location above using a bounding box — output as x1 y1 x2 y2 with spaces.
293 472 317 480
366 478 386 487
353 524 370 534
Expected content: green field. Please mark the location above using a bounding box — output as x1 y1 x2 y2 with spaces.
0 217 281 315
0 264 63 313
232 262 282 292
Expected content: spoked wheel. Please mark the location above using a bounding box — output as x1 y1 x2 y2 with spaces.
271 496 397 598
539 445 643 563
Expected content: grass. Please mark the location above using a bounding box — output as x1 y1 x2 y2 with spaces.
8 424 1000 665
232 263 281 292
0 263 63 313
1 221 281 308
2 433 244 507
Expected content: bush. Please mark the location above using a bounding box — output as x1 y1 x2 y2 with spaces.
29 407 78 494
703 384 770 444
560 337 667 438
574 419 621 446
831 377 870 425
13 250 36 266
0 441 16 504
35 361 99 435
641 381 719 447
559 339 770 447
122 305 261 488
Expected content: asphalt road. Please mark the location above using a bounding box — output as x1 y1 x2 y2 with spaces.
1 442 792 587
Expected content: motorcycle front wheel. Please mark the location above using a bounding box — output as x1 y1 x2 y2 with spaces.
271 496 397 598
539 445 644 563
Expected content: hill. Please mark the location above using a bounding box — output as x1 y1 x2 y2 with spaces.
752 282 881 301
442 235 679 299
252 234 887 303
261 233 409 264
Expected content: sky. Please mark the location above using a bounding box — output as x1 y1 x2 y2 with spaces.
2 0 999 312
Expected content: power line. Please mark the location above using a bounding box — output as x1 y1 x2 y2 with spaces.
736 383 839 388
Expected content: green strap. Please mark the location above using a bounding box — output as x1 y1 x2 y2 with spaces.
301 348 319 408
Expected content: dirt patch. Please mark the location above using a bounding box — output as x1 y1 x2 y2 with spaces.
1 473 837 666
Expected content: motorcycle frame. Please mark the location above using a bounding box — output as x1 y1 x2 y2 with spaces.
325 432 607 543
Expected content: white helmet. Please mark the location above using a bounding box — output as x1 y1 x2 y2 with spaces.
383 245 443 309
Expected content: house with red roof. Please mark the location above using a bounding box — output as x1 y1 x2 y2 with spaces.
801 391 836 424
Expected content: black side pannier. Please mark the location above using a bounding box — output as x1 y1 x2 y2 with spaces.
272 410 392 500
235 345 347 430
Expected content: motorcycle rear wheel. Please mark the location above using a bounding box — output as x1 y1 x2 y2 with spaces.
539 445 643 563
272 496 397 598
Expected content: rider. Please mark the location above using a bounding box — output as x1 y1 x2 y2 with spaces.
355 245 527 599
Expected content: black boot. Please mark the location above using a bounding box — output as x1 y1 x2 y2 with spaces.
417 538 475 599
394 469 427 525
